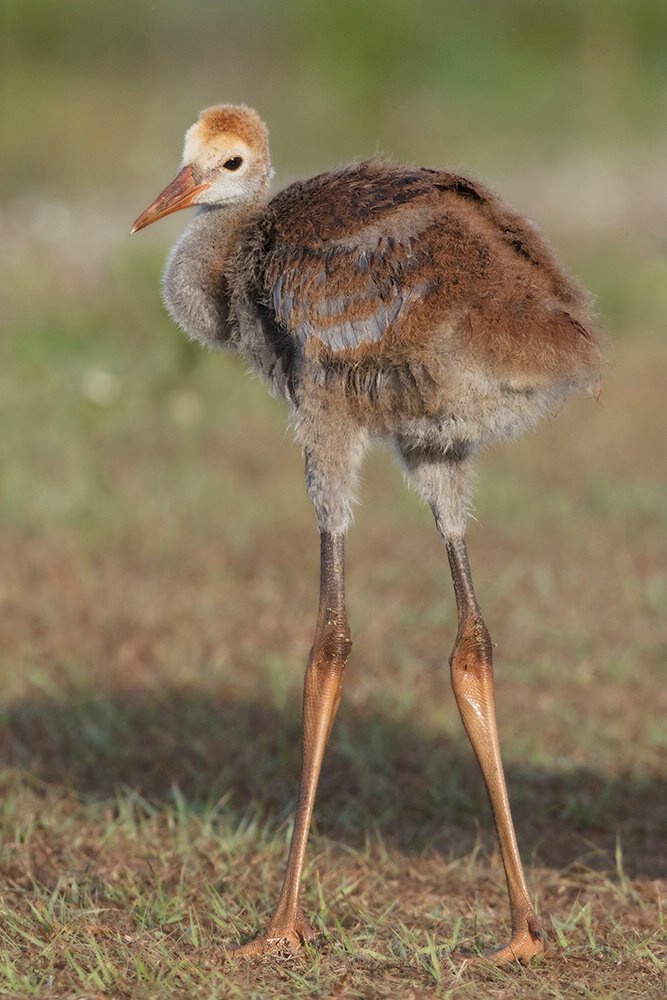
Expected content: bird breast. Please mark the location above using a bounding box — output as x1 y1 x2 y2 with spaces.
162 208 235 348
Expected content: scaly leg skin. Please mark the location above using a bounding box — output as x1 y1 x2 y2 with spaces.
229 532 350 958
445 536 547 966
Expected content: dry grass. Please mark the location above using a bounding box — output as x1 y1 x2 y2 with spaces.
2 5 666 980
1 212 665 996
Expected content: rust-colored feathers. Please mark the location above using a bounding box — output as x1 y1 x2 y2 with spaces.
131 106 601 960
197 104 269 151
153 105 602 440
241 159 600 379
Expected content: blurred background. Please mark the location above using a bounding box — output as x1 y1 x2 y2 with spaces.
0 1 665 992
2 0 666 856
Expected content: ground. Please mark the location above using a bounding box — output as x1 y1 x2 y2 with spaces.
0 222 665 996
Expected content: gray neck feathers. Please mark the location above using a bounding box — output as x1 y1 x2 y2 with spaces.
162 206 237 349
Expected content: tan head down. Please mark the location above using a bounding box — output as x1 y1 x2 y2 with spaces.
182 104 272 205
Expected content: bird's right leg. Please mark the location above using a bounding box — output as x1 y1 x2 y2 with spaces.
443 534 546 964
399 442 546 964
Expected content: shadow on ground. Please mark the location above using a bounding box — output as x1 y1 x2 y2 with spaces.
1 689 664 881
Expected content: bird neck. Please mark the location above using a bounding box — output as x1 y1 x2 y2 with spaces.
190 200 256 261
162 200 262 349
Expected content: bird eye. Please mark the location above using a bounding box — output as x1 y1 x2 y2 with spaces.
223 157 243 171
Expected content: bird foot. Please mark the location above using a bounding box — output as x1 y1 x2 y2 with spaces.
456 912 547 967
227 908 317 959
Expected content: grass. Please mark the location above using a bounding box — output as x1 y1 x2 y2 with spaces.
2 2 666 994
0 230 665 996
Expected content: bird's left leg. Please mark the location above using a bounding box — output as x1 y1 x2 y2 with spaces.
230 434 363 958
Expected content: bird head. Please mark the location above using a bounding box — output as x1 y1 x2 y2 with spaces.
131 104 271 234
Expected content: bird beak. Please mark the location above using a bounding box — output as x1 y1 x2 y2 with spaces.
130 165 210 234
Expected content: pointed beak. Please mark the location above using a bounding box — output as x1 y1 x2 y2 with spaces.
130 165 211 234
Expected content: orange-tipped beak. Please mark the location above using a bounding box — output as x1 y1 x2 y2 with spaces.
130 165 210 234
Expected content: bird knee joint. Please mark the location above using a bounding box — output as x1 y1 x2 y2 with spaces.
313 622 352 671
321 631 352 667
449 616 492 676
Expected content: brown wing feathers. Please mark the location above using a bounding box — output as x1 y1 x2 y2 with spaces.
268 238 435 352
240 159 599 386
255 164 443 353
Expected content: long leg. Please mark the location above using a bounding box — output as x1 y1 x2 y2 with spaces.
445 535 545 962
231 434 363 957
232 530 350 956
400 442 546 963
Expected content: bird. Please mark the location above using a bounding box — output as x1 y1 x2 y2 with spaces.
131 104 602 964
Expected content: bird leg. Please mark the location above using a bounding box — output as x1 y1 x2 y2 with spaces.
230 531 350 957
444 535 546 964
